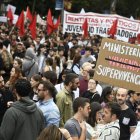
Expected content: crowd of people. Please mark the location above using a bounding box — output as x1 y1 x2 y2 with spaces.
0 21 140 140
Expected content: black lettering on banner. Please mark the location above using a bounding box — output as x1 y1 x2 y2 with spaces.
117 29 137 38
65 25 82 32
89 27 94 33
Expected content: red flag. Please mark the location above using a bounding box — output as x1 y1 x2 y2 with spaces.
54 16 61 30
82 18 88 38
29 15 36 39
16 11 25 36
108 19 118 38
7 8 13 25
47 9 54 35
26 6 33 21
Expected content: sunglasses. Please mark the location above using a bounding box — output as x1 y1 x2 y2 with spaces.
137 108 140 113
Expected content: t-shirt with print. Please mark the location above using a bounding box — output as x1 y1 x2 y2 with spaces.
119 107 137 140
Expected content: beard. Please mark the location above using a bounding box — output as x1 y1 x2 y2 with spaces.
117 99 125 105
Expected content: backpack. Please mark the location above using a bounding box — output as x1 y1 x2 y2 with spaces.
71 63 80 74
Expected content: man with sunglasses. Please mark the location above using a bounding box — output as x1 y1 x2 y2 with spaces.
126 90 140 112
130 102 140 140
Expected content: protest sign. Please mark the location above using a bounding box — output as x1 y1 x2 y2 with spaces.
0 16 7 22
63 11 140 42
7 4 16 14
94 38 140 91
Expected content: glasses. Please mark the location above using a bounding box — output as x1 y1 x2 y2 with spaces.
135 93 140 96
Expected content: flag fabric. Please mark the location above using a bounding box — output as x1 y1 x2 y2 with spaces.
7 8 13 25
47 9 54 35
54 16 60 29
82 18 88 38
16 11 25 36
108 19 118 38
137 33 140 44
26 6 33 21
29 15 36 39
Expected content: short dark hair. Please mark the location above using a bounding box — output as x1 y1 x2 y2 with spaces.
73 97 90 113
14 79 31 97
128 90 135 96
43 71 57 85
40 80 57 102
105 102 121 119
64 73 78 86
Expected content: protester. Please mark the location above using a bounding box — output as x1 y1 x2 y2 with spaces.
116 88 137 140
92 102 121 140
36 80 60 127
13 57 22 69
79 62 93 96
0 74 14 125
126 90 140 112
56 73 79 127
64 97 90 140
130 102 140 140
86 102 104 139
22 47 38 80
100 86 114 107
82 78 101 103
0 79 44 140
37 125 73 140
29 74 42 102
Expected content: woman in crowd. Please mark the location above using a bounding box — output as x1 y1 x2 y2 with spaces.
29 74 42 102
86 102 104 140
100 86 114 107
82 78 101 103
37 125 72 140
13 58 22 69
44 57 53 72
71 53 81 75
5 67 24 91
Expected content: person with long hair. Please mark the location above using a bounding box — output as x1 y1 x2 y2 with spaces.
100 86 115 107
37 125 72 140
5 67 24 91
29 74 42 102
86 102 104 139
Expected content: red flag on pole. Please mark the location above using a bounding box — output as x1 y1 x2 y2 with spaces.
47 9 54 35
54 16 61 30
29 15 36 39
26 6 33 21
108 19 118 38
82 18 88 38
7 8 13 25
16 11 25 37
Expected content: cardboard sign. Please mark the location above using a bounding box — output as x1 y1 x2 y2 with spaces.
94 38 140 91
63 11 140 42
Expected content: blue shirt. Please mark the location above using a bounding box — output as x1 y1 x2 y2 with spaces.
36 98 60 127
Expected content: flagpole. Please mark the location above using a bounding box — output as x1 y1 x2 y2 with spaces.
32 0 36 14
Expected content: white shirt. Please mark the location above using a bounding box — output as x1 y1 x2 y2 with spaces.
55 83 79 99
130 121 140 140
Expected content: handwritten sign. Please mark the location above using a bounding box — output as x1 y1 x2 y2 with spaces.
94 38 140 91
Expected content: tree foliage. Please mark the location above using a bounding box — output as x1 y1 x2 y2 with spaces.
9 0 140 18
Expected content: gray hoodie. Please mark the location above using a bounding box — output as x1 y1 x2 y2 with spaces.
0 97 44 140
22 48 38 80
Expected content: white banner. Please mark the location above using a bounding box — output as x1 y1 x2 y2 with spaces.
63 11 140 42
0 16 7 22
